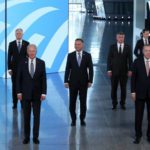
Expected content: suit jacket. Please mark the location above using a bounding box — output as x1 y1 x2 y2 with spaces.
134 38 150 58
64 51 93 87
16 58 47 100
107 43 132 76
8 40 29 74
131 57 150 99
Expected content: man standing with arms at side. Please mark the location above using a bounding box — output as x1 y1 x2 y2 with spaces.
16 44 47 144
64 38 93 126
107 32 132 110
134 29 150 58
8 28 29 109
131 45 150 144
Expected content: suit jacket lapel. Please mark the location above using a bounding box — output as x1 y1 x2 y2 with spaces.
25 59 31 77
141 57 148 77
33 58 39 78
80 51 85 67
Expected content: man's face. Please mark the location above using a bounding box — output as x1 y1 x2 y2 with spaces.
116 34 125 44
143 46 150 59
27 46 36 59
15 31 23 40
75 40 83 52
143 31 149 39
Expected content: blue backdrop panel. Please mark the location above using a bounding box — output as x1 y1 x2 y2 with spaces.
0 0 68 77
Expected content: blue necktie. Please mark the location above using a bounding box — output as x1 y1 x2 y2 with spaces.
18 41 21 52
30 60 34 78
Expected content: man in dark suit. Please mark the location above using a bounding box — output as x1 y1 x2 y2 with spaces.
131 45 150 144
16 44 47 144
64 38 93 126
107 32 132 110
8 28 29 109
134 29 150 58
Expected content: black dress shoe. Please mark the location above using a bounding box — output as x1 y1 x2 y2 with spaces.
121 105 126 110
133 137 141 144
71 121 76 126
81 121 86 126
112 106 117 110
33 138 40 144
23 138 30 144
12 105 17 109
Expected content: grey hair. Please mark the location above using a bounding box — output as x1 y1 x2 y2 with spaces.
27 44 37 52
15 28 23 33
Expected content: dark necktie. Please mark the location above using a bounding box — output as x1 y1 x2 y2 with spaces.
30 60 34 78
18 41 21 52
77 52 81 66
119 44 122 54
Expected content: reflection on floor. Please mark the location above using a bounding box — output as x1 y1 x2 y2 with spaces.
1 13 150 150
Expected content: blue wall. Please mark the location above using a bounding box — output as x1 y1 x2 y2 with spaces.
0 0 68 77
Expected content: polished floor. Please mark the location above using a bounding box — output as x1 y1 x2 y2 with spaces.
1 12 150 150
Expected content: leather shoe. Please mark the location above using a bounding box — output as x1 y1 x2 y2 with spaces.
81 120 86 126
112 106 117 110
33 138 40 144
12 105 17 109
121 105 126 110
23 138 30 144
133 137 141 144
71 121 76 126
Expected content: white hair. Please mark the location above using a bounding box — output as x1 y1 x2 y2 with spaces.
15 28 23 33
27 44 37 51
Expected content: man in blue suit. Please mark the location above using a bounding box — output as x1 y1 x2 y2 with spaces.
16 44 47 144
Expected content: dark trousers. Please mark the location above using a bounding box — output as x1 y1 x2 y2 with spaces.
11 74 23 108
135 99 150 138
111 75 128 106
69 85 88 122
23 99 41 139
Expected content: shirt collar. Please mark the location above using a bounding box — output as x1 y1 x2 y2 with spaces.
117 43 124 47
143 38 148 41
16 39 22 43
76 50 83 55
144 57 150 62
28 57 36 63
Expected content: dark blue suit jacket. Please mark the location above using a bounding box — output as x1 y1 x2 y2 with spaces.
64 51 93 87
16 57 47 100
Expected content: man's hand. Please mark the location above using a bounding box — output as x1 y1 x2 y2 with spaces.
131 93 136 101
41 95 46 101
17 94 22 101
8 70 13 76
107 71 112 77
88 82 92 88
128 71 132 77
64 83 69 88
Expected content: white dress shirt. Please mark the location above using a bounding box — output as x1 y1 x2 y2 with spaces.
16 39 22 47
117 43 124 53
143 38 149 45
76 50 83 60
144 57 150 68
